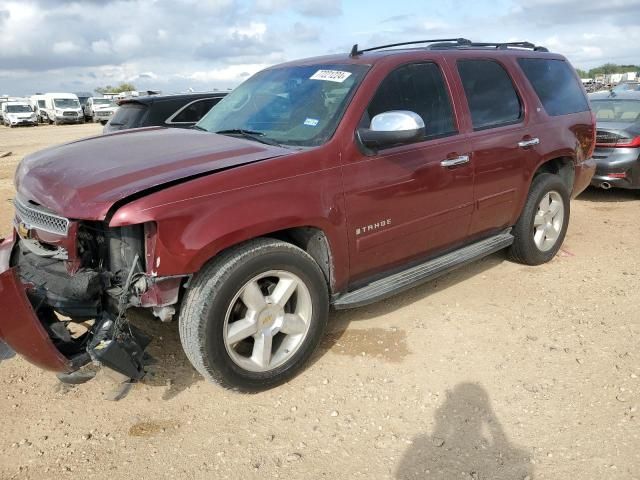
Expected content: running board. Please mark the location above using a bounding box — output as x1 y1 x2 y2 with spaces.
332 233 514 310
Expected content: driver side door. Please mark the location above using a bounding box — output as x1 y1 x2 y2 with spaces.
341 61 474 284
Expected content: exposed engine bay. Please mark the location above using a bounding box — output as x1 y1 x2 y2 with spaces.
10 197 187 397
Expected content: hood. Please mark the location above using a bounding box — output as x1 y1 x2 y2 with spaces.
16 127 291 220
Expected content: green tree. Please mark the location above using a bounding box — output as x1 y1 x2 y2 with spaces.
95 82 137 95
575 68 588 78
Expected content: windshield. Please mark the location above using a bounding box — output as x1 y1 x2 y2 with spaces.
54 98 80 109
6 104 32 113
592 99 640 123
94 98 116 107
196 64 369 147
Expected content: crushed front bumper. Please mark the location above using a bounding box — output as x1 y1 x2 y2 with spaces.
0 236 72 372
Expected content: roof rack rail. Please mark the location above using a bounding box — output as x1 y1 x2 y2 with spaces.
349 39 549 56
465 41 549 52
349 38 472 57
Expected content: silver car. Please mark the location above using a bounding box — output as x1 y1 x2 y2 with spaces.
589 90 640 190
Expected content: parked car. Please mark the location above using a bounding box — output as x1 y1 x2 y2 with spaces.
40 93 84 125
1 101 37 127
0 39 595 394
103 92 226 133
612 82 640 93
84 97 118 125
589 90 640 189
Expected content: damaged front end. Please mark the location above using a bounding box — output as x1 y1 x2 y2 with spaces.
0 197 187 394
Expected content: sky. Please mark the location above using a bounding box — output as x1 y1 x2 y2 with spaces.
1 0 639 96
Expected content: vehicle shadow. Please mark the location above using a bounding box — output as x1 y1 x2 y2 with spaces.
396 382 534 479
315 252 507 359
576 186 639 203
127 308 203 400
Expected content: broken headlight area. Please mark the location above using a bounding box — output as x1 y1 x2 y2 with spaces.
8 219 185 397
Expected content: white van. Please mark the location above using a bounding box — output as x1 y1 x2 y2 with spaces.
41 93 84 125
29 94 47 123
1 101 37 127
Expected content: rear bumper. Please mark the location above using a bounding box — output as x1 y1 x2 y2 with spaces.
590 151 640 189
0 236 72 372
572 157 596 198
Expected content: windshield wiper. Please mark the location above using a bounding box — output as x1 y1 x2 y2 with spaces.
191 124 207 131
215 129 282 147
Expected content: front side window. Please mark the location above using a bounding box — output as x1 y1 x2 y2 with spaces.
37 100 45 108
197 64 369 147
362 62 457 140
518 58 589 116
170 98 222 123
54 98 80 109
457 60 522 130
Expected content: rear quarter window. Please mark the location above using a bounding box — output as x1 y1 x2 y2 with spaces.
517 58 589 116
110 103 147 129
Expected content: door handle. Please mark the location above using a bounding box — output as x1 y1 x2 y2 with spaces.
518 137 540 148
440 155 470 168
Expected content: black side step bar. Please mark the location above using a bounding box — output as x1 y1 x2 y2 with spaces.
332 232 514 310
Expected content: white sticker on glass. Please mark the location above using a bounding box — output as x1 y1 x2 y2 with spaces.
309 70 352 83
304 118 319 126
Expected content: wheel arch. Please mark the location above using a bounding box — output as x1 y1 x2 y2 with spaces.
532 156 575 192
188 224 339 294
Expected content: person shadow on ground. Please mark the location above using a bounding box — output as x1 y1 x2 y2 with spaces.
397 382 534 480
0 339 16 365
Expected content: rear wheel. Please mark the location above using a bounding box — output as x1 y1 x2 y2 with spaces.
509 173 570 265
179 239 329 391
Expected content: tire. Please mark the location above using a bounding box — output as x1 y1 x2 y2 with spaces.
179 238 329 391
509 173 570 265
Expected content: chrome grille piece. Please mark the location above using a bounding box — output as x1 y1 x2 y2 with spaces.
14 199 69 235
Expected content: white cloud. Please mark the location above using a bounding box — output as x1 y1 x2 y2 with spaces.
52 41 81 55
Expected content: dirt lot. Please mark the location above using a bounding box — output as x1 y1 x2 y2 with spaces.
0 124 638 479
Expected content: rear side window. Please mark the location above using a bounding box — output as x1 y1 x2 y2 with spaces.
169 98 222 123
109 103 147 129
364 62 456 139
518 58 589 116
457 60 522 130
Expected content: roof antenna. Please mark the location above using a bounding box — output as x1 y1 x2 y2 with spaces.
350 44 359 57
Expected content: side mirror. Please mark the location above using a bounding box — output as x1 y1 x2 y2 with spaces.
357 110 425 149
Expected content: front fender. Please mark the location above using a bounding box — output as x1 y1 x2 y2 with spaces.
109 150 350 290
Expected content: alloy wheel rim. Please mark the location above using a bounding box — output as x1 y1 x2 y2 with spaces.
222 270 313 373
533 191 564 252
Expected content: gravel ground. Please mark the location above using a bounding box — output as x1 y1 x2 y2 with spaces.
0 124 638 480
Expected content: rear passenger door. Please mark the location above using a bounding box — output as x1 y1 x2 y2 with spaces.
342 61 474 283
453 59 541 237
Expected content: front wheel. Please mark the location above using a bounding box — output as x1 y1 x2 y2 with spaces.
509 173 570 265
179 239 329 391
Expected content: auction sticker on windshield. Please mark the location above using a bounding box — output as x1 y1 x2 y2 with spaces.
310 70 352 83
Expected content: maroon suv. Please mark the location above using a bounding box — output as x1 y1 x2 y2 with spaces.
0 39 595 392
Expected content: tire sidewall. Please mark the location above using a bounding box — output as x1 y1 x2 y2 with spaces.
519 174 570 264
199 248 328 390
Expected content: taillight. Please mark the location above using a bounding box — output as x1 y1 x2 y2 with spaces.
595 133 640 148
613 135 640 148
